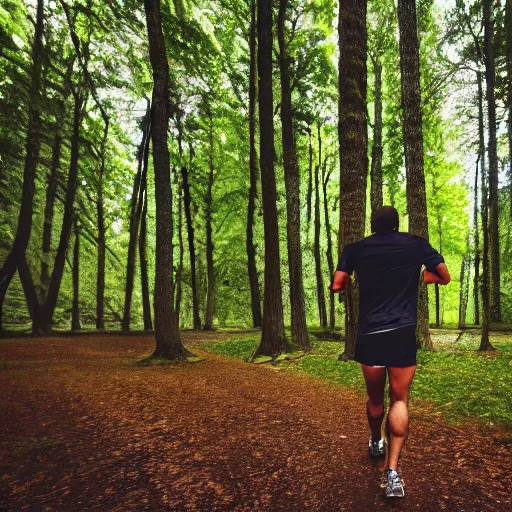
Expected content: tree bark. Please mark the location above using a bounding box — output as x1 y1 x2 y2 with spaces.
306 125 313 233
338 0 368 359
458 251 470 330
253 0 290 357
277 0 310 349
507 0 512 236
482 0 501 323
473 157 480 325
122 102 151 331
397 0 432 349
0 0 44 320
71 215 81 331
182 158 201 329
247 0 263 329
477 71 494 351
314 158 327 328
144 0 190 359
96 121 108 330
175 171 184 327
322 156 335 330
139 154 153 331
370 57 383 219
204 110 216 330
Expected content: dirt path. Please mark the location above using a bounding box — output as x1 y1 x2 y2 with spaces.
0 332 510 511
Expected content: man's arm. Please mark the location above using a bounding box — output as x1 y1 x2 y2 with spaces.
424 263 451 285
330 270 350 293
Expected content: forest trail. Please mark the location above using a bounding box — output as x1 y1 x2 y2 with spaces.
0 332 510 512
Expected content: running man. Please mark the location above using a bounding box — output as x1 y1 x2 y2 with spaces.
330 206 450 498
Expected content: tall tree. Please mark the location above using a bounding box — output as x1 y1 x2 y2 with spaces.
139 153 153 331
71 215 81 331
203 106 216 330
397 0 432 349
246 0 263 329
277 0 310 349
122 103 151 331
0 0 44 323
482 0 501 323
477 71 494 351
338 0 368 359
253 0 290 357
144 0 191 359
473 157 480 325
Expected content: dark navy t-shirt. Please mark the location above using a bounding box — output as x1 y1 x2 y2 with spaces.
336 232 444 335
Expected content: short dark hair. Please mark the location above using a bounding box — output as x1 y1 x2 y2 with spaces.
371 206 399 234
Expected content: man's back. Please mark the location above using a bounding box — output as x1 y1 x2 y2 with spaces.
337 232 444 334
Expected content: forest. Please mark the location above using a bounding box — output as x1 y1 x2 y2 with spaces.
0 0 511 359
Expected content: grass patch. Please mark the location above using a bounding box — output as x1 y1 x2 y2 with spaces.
203 330 512 428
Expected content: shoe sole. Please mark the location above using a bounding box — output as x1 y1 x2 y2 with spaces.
386 490 405 498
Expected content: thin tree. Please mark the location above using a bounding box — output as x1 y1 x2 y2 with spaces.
71 215 81 331
370 53 383 218
204 106 216 330
144 0 192 359
139 149 153 331
182 144 201 329
253 0 290 357
473 156 480 325
322 155 335 330
277 0 310 349
397 0 432 349
122 102 151 331
0 0 44 326
477 71 494 351
482 0 501 323
338 0 368 359
246 0 263 328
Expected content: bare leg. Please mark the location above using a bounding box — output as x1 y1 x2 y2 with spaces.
360 365 386 442
387 365 416 470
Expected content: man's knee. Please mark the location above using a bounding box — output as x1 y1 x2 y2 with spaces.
389 384 409 403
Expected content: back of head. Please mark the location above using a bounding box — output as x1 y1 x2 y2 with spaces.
371 206 399 234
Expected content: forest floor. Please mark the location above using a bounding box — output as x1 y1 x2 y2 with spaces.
0 331 511 512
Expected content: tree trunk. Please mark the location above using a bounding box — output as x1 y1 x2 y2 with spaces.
247 0 263 329
33 91 85 334
253 0 290 358
96 122 108 330
41 104 65 300
370 57 383 219
458 252 470 330
71 216 81 331
322 157 335 330
204 110 216 330
144 0 190 359
306 125 313 233
277 0 310 349
175 172 184 327
483 0 501 323
139 154 153 331
477 71 494 351
473 157 480 325
435 213 442 327
314 159 327 328
338 0 368 359
0 0 44 315
507 0 512 237
397 0 432 349
122 102 151 331
181 158 201 329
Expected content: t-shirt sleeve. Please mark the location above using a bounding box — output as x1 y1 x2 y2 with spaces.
420 238 445 272
336 244 355 275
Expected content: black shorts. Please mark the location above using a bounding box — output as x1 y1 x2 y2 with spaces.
354 325 417 368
